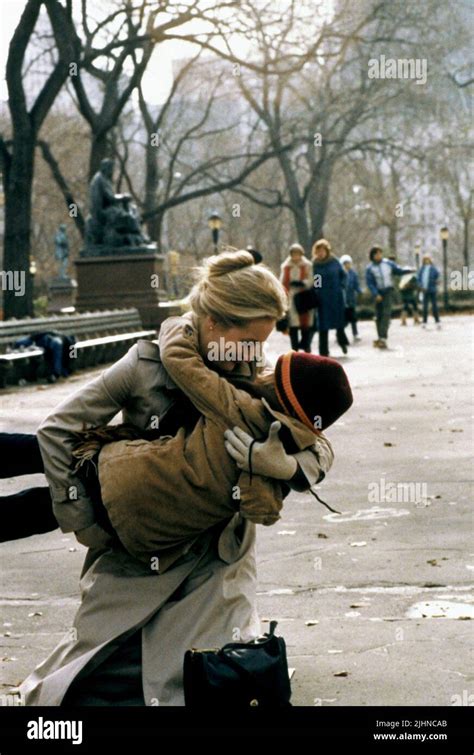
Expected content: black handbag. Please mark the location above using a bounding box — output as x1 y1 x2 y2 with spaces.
275 316 289 333
183 620 292 708
294 286 319 314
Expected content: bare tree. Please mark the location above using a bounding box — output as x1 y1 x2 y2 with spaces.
1 0 76 318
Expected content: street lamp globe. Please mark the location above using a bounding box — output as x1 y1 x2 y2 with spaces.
440 226 449 241
208 211 222 254
208 211 222 231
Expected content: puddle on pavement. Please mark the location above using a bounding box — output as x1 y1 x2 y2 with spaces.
406 600 474 619
323 506 410 523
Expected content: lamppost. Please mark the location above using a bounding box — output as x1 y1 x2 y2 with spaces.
208 211 222 254
414 242 421 270
440 226 449 309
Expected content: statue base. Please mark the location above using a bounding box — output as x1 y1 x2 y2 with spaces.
75 251 169 330
47 277 78 313
79 243 158 258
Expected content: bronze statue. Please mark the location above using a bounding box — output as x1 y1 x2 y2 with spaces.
84 158 149 252
54 223 69 278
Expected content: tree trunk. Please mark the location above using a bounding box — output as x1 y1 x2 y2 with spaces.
308 162 333 244
3 136 35 318
143 141 161 241
388 221 397 256
89 131 111 181
292 205 311 251
463 216 469 269
309 188 329 243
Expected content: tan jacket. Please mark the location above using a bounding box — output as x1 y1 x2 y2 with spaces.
37 311 332 542
98 313 330 571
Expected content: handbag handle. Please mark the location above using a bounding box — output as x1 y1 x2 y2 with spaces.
219 620 278 654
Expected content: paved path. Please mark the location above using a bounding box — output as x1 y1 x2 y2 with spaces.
1 315 473 706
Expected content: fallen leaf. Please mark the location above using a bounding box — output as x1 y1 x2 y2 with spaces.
383 442 395 447
350 541 367 547
305 620 319 626
334 671 349 677
317 533 328 539
28 612 43 618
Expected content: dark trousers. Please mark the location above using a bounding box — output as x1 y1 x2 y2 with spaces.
61 629 145 707
345 306 358 336
422 291 440 323
401 296 418 316
375 289 394 339
14 335 67 378
289 327 312 353
0 433 58 541
318 328 349 357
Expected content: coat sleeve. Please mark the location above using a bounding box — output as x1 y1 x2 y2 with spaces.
391 261 413 276
292 432 334 487
36 346 138 533
158 316 269 436
365 266 378 297
354 271 362 295
238 472 283 526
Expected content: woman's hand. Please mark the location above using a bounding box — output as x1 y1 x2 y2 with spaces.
224 421 297 480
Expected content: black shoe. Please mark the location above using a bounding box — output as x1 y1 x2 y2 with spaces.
341 344 348 355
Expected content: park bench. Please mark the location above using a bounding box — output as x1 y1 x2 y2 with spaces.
0 308 156 388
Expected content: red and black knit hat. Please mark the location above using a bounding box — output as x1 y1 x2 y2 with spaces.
274 352 353 432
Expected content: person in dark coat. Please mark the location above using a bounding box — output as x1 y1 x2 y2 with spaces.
340 254 362 341
312 239 349 356
417 254 441 328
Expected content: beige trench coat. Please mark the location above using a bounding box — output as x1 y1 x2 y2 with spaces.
19 312 333 706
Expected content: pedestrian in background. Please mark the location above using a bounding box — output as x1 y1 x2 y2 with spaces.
417 254 441 329
399 272 420 326
340 254 361 342
312 239 349 357
280 243 314 352
365 246 414 349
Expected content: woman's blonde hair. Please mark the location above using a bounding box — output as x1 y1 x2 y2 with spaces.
186 250 288 327
312 238 332 258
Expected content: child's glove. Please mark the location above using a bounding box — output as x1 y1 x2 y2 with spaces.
224 421 297 480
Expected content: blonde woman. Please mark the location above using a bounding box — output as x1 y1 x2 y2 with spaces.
280 243 314 352
18 251 333 707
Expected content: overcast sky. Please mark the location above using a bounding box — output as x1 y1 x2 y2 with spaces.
0 0 257 105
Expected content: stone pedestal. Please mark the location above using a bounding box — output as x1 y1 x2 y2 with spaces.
47 277 78 313
74 252 168 330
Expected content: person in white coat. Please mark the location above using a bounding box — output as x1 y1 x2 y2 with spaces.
18 250 333 707
280 244 314 353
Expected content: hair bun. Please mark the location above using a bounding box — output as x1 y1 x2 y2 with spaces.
207 250 254 278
